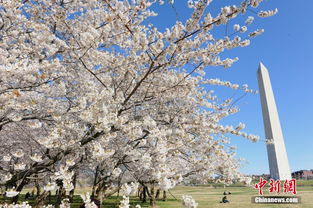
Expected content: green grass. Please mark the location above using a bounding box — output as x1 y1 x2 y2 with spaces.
158 185 313 208
1 181 313 208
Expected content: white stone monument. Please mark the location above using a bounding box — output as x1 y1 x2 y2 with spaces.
257 62 291 180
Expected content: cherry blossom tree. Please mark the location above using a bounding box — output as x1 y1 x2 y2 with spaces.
0 0 277 206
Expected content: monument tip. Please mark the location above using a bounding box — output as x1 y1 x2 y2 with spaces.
258 62 268 73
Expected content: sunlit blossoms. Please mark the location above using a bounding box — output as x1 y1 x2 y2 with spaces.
44 182 57 192
12 150 24 158
14 163 26 171
249 29 265 37
1 174 12 182
119 196 130 208
234 24 240 31
266 138 275 145
182 195 198 208
258 8 278 18
5 189 20 198
0 0 277 207
43 205 54 208
29 154 43 162
240 26 248 33
112 168 122 178
241 176 253 186
28 120 43 129
65 159 75 167
245 16 254 25
159 177 175 191
2 155 11 162
53 165 74 191
6 113 23 122
91 142 115 160
121 182 139 196
0 202 32 208
80 192 98 208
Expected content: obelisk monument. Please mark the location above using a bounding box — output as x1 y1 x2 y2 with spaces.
257 62 291 180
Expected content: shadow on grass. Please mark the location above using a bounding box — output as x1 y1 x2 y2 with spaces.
1 195 83 207
0 195 178 208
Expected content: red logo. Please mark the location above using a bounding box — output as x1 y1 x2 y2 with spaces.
255 178 267 195
254 178 297 195
283 179 297 195
269 179 281 193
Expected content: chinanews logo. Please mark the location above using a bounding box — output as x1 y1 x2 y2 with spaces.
251 178 301 204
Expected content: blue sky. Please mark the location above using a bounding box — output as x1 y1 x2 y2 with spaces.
149 1 313 175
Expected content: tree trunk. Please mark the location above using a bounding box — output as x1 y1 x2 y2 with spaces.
48 191 51 204
55 184 64 208
34 192 49 208
35 180 41 197
94 181 107 205
162 190 167 201
104 186 119 198
149 184 156 207
95 188 105 205
141 186 147 203
12 179 27 203
3 185 9 204
155 189 160 200
139 187 143 201
117 177 122 197
69 172 77 202
91 166 99 198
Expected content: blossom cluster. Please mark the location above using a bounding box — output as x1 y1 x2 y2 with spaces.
182 195 198 208
258 9 278 18
0 0 276 207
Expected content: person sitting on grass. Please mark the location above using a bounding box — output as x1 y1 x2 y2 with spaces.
220 195 230 203
25 192 31 200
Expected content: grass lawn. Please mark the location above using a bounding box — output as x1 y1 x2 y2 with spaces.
156 185 313 208
1 181 312 208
